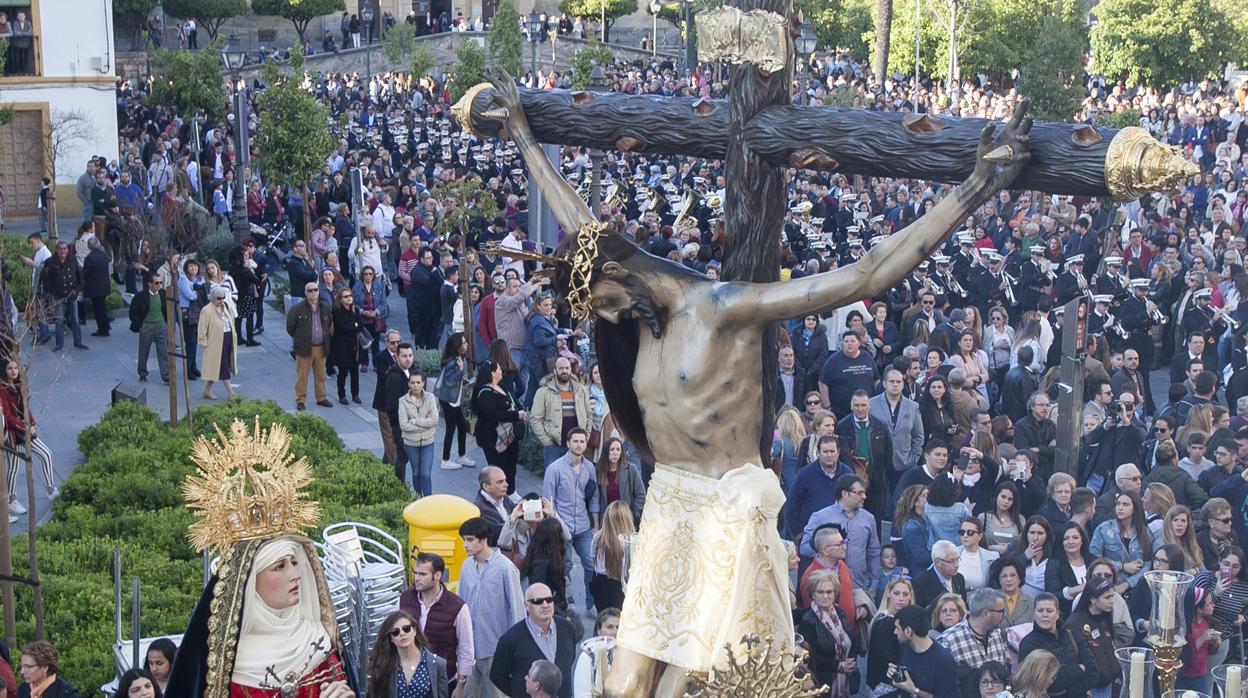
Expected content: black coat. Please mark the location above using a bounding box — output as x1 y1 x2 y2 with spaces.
473 385 521 452
1017 625 1093 698
39 253 81 302
1044 554 1085 617
371 348 396 411
837 414 894 513
16 676 80 698
490 617 576 698
383 364 411 431
797 606 861 690
1001 366 1038 422
912 566 966 610
329 305 364 367
791 324 830 395
128 289 167 332
81 248 111 298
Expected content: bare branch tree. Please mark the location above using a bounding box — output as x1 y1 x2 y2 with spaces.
42 109 98 243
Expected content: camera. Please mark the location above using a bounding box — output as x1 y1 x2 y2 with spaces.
522 499 542 521
888 666 910 685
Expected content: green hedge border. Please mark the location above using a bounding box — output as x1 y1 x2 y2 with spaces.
9 399 413 696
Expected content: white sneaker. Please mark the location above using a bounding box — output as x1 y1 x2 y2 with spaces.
48 487 59 499
8 498 25 515
440 459 463 470
7 514 15 524
455 454 476 467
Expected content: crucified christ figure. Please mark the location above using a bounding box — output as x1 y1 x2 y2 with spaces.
470 71 1033 697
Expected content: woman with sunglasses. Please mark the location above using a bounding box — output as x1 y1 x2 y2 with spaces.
955 517 999 591
1129 543 1187 644
367 610 449 698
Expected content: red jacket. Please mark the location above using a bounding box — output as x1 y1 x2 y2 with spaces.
0 384 29 440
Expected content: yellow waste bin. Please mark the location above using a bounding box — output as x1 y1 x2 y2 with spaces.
403 494 480 589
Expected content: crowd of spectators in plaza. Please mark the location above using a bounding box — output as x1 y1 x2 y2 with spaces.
11 28 1248 698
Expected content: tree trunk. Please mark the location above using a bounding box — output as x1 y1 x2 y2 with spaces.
722 0 790 465
874 0 893 80
458 87 1120 195
18 361 44 639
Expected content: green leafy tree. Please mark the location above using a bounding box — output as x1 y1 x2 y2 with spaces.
1098 109 1142 129
449 38 487 102
1017 0 1086 121
149 38 228 123
162 0 247 40
114 0 160 15
1091 0 1242 85
411 42 436 78
569 40 614 89
382 21 418 62
487 0 525 77
252 49 336 243
252 0 347 45
560 0 639 42
797 0 872 58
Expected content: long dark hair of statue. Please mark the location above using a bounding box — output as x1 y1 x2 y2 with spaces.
554 231 703 464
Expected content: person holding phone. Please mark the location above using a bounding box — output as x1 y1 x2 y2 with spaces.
1194 546 1248 666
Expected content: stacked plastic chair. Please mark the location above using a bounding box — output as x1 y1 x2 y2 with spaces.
321 522 407 691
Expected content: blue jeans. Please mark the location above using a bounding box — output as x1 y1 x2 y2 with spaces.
402 442 436 496
523 355 547 408
51 301 82 349
1090 687 1113 698
1176 675 1213 694
570 528 595 607
542 445 565 468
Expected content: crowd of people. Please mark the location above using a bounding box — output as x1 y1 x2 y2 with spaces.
12 21 1248 698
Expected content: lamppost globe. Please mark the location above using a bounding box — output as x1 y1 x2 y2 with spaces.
361 6 373 22
527 9 541 37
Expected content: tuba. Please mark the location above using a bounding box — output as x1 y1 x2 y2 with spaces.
672 188 701 231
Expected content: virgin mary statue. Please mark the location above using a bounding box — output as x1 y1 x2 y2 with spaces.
165 419 355 698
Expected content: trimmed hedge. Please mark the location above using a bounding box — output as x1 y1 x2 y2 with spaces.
26 399 413 696
0 235 125 311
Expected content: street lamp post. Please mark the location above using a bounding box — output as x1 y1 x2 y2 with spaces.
220 48 251 244
527 9 541 76
795 21 816 106
362 5 374 80
649 0 660 56
587 65 606 215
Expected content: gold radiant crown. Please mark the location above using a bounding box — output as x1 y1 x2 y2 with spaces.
684 635 828 698
183 419 320 553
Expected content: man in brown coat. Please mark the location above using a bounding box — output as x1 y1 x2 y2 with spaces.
285 281 333 410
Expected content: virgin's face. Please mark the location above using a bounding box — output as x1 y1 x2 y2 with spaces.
127 678 156 698
256 554 302 609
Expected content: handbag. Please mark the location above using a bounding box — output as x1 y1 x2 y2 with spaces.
495 422 515 452
356 327 373 351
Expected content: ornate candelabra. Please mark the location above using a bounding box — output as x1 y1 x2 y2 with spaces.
1145 570 1196 697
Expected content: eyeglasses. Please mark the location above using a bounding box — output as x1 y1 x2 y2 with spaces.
922 300 935 305
1216 517 1233 524
980 678 1006 687
305 288 319 294
526 596 556 605
848 489 867 497
937 557 960 565
959 529 980 537
389 624 414 637
806 400 822 406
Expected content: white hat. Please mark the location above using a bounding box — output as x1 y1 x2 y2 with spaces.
1067 254 1084 264
1129 278 1150 288
1053 306 1066 315
849 239 864 248
1104 256 1123 266
1093 294 1113 304
1195 288 1213 299
984 251 1003 262
1029 246 1045 255
933 255 951 264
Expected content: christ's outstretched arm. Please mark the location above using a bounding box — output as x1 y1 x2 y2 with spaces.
716 101 1033 326
476 70 599 235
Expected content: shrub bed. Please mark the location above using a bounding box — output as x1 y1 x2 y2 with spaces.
18 399 412 695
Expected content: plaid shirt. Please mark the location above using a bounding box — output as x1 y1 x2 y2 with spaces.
935 619 1008 671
